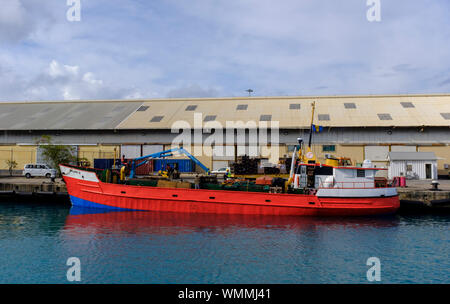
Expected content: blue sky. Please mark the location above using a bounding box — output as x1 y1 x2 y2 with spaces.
1 0 450 101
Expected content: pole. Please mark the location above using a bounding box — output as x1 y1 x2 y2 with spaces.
308 101 316 148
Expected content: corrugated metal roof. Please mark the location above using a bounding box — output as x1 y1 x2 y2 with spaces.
116 94 450 129
1 94 449 130
0 101 142 130
388 152 437 161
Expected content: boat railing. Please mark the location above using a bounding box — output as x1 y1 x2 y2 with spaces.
319 181 380 189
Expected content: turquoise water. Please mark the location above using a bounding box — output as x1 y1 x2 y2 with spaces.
0 202 448 284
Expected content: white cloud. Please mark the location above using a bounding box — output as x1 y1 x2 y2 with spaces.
47 60 79 78
0 60 148 101
32 60 105 100
0 0 55 43
82 72 103 86
0 0 29 42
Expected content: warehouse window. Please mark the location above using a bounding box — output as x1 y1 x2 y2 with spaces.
322 145 336 152
137 106 149 112
441 113 450 120
236 104 248 110
260 115 272 121
289 104 301 110
377 113 393 120
344 103 356 109
318 114 330 121
204 115 217 122
150 116 164 122
401 102 415 108
186 105 198 111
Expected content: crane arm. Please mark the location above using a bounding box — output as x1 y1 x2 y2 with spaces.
178 147 210 174
128 147 210 178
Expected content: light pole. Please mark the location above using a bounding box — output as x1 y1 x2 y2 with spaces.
246 89 254 96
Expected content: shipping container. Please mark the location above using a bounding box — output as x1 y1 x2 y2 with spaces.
135 159 154 176
154 159 195 173
94 159 116 170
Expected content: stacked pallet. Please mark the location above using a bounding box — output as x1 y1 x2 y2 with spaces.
157 180 192 189
232 155 258 175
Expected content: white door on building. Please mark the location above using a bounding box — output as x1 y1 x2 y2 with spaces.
212 160 229 171
121 145 141 158
143 145 164 156
365 146 389 161
212 146 235 160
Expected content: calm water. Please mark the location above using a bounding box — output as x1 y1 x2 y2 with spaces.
0 202 448 284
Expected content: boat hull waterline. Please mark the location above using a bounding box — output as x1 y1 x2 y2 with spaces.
61 165 400 216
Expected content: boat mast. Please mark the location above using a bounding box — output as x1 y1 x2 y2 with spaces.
308 101 316 148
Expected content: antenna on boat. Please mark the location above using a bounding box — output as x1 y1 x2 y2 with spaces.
296 101 317 164
297 137 303 161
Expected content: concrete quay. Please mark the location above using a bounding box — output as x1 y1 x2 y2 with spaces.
0 177 68 204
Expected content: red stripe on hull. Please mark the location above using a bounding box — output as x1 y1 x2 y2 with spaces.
63 176 400 216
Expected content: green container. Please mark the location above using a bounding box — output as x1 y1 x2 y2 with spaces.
202 183 223 190
127 179 158 187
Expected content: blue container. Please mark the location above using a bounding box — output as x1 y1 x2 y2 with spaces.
94 159 116 170
154 159 195 173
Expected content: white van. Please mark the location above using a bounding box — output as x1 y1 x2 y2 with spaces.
23 164 57 178
211 167 231 175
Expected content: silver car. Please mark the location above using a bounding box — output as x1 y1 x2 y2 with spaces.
23 164 57 178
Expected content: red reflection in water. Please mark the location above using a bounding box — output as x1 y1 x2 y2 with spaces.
64 207 399 236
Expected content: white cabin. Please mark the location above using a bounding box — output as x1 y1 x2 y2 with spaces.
293 162 382 190
388 152 438 180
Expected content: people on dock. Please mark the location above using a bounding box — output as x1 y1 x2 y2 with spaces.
194 174 200 189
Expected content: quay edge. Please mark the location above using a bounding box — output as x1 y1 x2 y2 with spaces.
0 178 449 214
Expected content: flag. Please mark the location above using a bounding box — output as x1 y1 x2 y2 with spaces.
312 124 323 132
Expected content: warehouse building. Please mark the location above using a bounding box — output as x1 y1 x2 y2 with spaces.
0 94 449 178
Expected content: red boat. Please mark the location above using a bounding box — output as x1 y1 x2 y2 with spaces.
61 102 399 217
60 162 399 217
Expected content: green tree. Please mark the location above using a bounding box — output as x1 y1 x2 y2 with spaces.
37 135 76 176
5 159 18 176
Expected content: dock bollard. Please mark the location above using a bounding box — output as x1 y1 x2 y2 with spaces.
430 180 440 191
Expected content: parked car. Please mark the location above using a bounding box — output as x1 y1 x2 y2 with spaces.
23 164 57 178
211 167 231 175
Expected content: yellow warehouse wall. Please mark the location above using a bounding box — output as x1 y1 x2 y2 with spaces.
1 145 121 170
311 144 364 166
336 145 365 165
279 145 289 158
0 146 37 170
78 145 120 167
